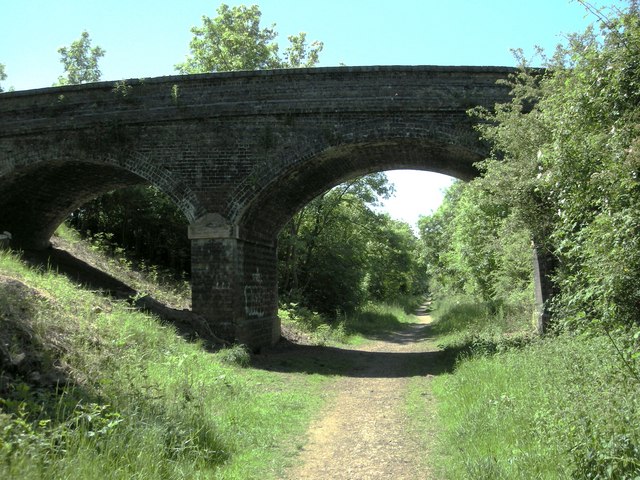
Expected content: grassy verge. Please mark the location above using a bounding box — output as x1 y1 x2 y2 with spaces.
430 295 535 355
279 297 422 346
53 223 190 309
0 248 331 479
425 297 640 479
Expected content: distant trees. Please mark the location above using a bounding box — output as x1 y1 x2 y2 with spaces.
365 216 427 302
420 2 640 332
279 174 426 315
55 31 105 85
418 181 533 310
0 63 6 92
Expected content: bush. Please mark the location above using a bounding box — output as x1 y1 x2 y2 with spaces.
215 344 251 368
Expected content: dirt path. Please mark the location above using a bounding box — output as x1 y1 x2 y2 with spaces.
280 309 444 480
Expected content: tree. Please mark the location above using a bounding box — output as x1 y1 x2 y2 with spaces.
68 187 191 276
417 182 466 298
278 173 393 314
175 3 322 73
56 30 105 85
278 172 427 315
364 216 426 302
471 2 640 330
0 63 6 92
418 179 533 308
281 32 323 68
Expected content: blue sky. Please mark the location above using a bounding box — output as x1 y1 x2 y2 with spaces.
0 0 607 227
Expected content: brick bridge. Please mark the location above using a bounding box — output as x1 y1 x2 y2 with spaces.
0 65 546 348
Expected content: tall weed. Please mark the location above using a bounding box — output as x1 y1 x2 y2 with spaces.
431 295 534 355
279 300 419 345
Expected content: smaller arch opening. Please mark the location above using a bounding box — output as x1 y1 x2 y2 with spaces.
0 161 146 249
67 185 191 275
0 160 193 287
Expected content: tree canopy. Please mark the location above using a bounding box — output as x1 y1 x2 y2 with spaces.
279 173 425 315
0 63 6 92
419 1 640 332
56 30 105 85
477 4 640 330
175 3 323 73
418 180 533 310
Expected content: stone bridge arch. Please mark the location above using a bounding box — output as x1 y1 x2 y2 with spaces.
0 149 203 250
232 126 484 242
1 65 550 349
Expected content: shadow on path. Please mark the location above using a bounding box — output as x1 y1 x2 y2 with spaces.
252 321 457 379
19 247 225 347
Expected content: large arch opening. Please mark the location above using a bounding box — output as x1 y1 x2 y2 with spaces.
221 130 541 347
274 168 455 319
234 136 481 242
227 136 479 329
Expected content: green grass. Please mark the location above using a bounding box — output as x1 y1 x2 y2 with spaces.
53 223 191 309
279 299 421 346
424 296 640 479
430 295 535 355
346 301 421 336
0 248 331 479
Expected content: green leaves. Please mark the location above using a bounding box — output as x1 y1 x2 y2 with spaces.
418 180 533 306
55 31 105 86
462 4 640 332
281 32 324 68
277 173 424 315
176 4 279 73
67 186 191 277
0 63 6 92
175 4 323 74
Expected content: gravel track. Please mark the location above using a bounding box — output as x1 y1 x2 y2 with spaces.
283 311 439 479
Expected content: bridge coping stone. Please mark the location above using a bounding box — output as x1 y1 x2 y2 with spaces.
0 65 520 98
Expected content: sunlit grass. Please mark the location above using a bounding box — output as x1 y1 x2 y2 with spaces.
0 248 330 479
425 296 640 479
279 298 422 346
430 295 535 355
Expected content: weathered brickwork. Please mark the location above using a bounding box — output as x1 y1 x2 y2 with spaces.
0 65 537 348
